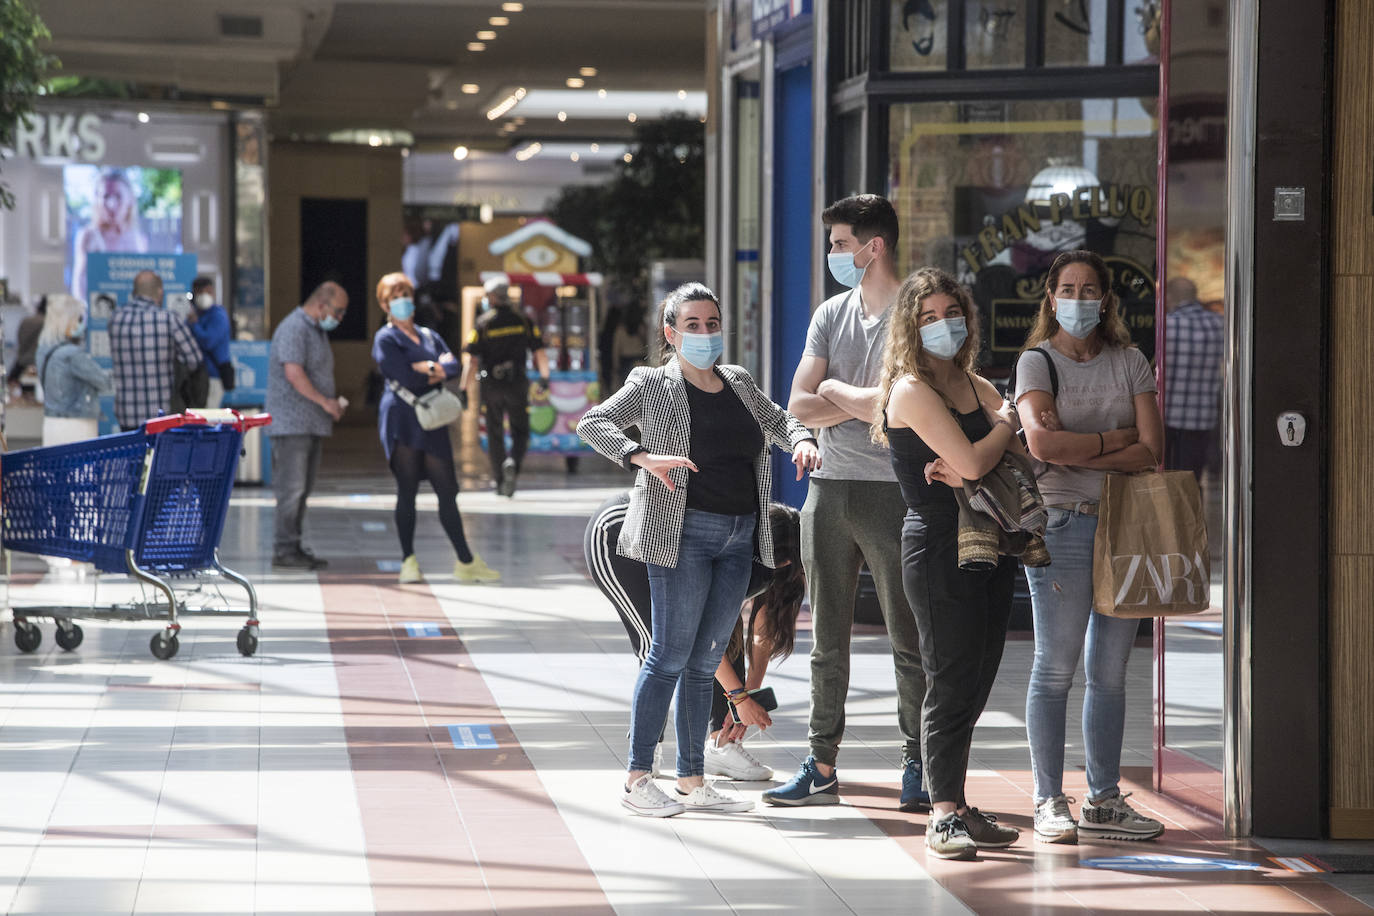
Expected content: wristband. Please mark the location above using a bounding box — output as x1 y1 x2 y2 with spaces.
1096 432 1105 457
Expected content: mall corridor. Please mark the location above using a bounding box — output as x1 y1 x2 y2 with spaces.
0 429 1369 916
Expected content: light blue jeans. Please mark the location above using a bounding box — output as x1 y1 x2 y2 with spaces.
632 509 756 777
1024 507 1140 803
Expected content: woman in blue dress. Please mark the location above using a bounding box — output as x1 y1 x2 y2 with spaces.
372 272 500 584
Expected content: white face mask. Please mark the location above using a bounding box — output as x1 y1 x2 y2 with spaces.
195 293 214 311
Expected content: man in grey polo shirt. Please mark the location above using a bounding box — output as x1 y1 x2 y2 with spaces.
266 281 349 570
765 195 927 810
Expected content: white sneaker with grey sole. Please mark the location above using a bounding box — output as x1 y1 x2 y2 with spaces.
1034 794 1078 843
621 774 684 817
705 739 773 781
1078 791 1164 840
676 782 753 813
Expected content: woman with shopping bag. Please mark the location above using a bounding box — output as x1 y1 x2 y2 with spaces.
1011 249 1165 845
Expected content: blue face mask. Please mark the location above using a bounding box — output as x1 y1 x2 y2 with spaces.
388 297 415 321
71 316 87 340
826 239 875 289
318 313 340 332
1054 297 1102 339
676 330 724 370
919 317 968 360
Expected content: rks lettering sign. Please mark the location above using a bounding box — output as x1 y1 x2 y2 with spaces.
12 112 106 161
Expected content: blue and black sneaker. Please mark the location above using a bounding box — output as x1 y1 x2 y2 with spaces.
762 756 840 807
899 756 931 812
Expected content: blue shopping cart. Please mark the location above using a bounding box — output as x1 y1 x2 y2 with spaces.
2 410 271 659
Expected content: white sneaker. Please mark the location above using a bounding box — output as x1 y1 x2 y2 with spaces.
621 774 684 818
1078 791 1164 841
676 781 753 813
704 739 773 781
1034 794 1078 843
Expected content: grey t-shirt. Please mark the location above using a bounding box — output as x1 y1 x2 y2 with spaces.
802 288 896 481
1014 342 1156 504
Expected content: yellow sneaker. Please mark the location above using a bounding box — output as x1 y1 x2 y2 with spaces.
454 553 501 583
398 555 423 583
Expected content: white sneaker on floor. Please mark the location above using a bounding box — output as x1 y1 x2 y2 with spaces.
676 781 753 813
1078 791 1164 841
704 739 773 781
1034 794 1078 843
621 774 684 818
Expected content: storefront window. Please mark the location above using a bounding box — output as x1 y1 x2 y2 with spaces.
731 74 764 379
889 0 950 71
1124 0 1161 65
1043 0 1109 66
887 97 1158 372
964 0 1027 68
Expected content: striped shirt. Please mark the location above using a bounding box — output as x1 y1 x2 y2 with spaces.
1164 301 1224 430
109 295 202 428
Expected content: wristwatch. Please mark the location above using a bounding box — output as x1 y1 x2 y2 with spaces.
428 360 437 374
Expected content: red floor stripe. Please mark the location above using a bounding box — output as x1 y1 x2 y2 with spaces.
320 569 613 915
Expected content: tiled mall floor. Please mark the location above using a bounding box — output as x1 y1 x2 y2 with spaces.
0 429 1370 915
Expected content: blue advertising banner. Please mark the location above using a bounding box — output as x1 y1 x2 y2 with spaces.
85 252 198 433
220 340 269 408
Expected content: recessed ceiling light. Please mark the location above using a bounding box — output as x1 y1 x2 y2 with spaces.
566 77 585 88
590 142 600 152
623 153 633 163
368 134 382 147
461 83 479 94
597 89 607 99
453 145 469 160
489 16 509 26
627 112 637 123
137 111 150 123
580 67 597 77
401 148 410 158
468 41 486 51
477 30 496 40
515 141 542 161
486 87 526 120
502 2 523 11
570 152 579 162
677 89 687 99
557 111 567 122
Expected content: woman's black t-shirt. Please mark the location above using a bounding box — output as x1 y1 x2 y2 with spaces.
684 377 763 515
886 374 992 517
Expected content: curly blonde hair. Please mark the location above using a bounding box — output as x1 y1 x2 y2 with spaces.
871 267 981 445
1023 249 1131 350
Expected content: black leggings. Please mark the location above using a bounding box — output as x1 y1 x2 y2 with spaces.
389 443 473 564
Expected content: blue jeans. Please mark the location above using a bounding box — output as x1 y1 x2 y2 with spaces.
631 509 756 777
1024 507 1140 803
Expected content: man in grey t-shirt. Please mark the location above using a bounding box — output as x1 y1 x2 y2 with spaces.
266 281 349 570
764 195 928 810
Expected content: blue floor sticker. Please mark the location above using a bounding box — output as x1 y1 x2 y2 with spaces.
446 724 498 749
361 521 387 532
376 560 402 572
404 622 442 638
1081 855 1263 872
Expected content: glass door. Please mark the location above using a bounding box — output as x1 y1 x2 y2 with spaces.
1155 0 1231 820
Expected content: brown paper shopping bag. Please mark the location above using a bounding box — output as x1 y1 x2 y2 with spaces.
1092 471 1211 618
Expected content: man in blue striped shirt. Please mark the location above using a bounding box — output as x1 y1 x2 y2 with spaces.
109 271 202 431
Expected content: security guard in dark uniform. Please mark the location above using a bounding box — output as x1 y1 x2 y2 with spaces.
460 278 551 496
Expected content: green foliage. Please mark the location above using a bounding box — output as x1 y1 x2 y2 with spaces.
0 0 58 209
547 113 706 296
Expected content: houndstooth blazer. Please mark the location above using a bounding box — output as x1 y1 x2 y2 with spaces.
577 357 814 569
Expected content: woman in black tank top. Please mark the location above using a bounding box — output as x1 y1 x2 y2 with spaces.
871 267 1022 860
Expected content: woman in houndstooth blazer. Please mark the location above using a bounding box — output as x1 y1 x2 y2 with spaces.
578 282 820 817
